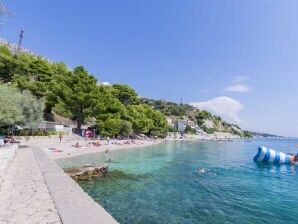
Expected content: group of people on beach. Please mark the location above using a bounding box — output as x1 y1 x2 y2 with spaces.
72 140 102 148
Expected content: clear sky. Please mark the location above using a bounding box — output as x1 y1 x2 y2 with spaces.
1 0 298 137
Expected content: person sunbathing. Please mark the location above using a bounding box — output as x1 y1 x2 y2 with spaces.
72 142 82 148
4 137 12 143
92 142 101 147
4 137 19 144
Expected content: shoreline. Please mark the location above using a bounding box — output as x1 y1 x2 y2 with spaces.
26 138 164 160
20 133 246 161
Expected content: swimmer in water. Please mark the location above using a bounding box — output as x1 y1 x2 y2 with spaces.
198 168 206 173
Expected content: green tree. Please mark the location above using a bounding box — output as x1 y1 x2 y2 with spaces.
197 110 213 126
94 86 127 123
20 90 44 127
222 121 229 132
184 125 196 134
141 98 188 116
45 62 69 113
25 57 53 98
11 53 35 90
144 105 168 137
127 105 153 134
0 84 44 127
0 84 23 126
52 66 98 129
98 117 121 137
197 110 212 120
231 128 242 136
204 127 215 134
126 105 167 137
112 84 139 106
242 130 253 138
93 86 132 137
119 120 133 137
0 46 16 82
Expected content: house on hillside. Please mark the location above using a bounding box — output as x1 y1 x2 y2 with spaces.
177 120 204 134
177 120 187 132
166 117 174 127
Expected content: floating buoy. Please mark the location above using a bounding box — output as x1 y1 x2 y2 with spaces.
253 146 294 164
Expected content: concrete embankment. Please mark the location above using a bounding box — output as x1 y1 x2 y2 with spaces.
0 145 61 223
0 145 118 224
0 144 18 184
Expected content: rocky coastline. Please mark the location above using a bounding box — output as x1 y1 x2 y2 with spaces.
64 164 109 181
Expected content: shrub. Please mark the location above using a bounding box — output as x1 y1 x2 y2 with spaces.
204 127 215 134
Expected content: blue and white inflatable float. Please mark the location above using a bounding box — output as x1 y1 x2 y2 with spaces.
253 146 294 164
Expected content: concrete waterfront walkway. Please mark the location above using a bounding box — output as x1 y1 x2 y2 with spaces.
0 145 18 184
0 147 61 224
0 146 118 224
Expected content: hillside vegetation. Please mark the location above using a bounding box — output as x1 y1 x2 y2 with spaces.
0 43 252 138
141 98 252 137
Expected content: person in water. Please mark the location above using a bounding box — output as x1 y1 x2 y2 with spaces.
198 168 206 173
294 153 298 162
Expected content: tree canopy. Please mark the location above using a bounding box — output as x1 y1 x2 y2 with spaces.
51 66 99 129
112 84 139 106
0 44 247 138
0 46 168 137
0 84 44 127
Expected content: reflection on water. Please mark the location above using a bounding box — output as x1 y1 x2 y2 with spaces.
255 162 297 175
57 139 298 224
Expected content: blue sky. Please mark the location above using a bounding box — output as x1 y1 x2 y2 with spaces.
1 0 298 137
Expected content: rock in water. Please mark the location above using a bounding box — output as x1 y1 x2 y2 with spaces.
64 164 108 181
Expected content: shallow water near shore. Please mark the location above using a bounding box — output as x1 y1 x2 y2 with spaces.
57 139 298 224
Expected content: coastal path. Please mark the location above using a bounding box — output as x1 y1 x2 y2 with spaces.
0 147 62 224
0 145 118 224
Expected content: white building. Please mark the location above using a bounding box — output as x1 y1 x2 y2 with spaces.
32 122 73 135
166 117 173 127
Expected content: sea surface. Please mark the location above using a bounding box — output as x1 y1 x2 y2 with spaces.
57 138 298 224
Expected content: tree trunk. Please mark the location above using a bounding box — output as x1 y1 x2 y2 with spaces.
77 120 82 130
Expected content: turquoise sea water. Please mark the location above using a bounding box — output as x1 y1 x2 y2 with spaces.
57 139 298 224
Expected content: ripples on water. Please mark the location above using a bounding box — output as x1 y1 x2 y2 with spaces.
57 139 298 224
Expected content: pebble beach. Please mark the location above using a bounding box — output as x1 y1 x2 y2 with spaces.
24 136 163 160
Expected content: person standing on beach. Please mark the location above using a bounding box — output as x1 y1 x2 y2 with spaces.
59 131 63 142
9 129 14 138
